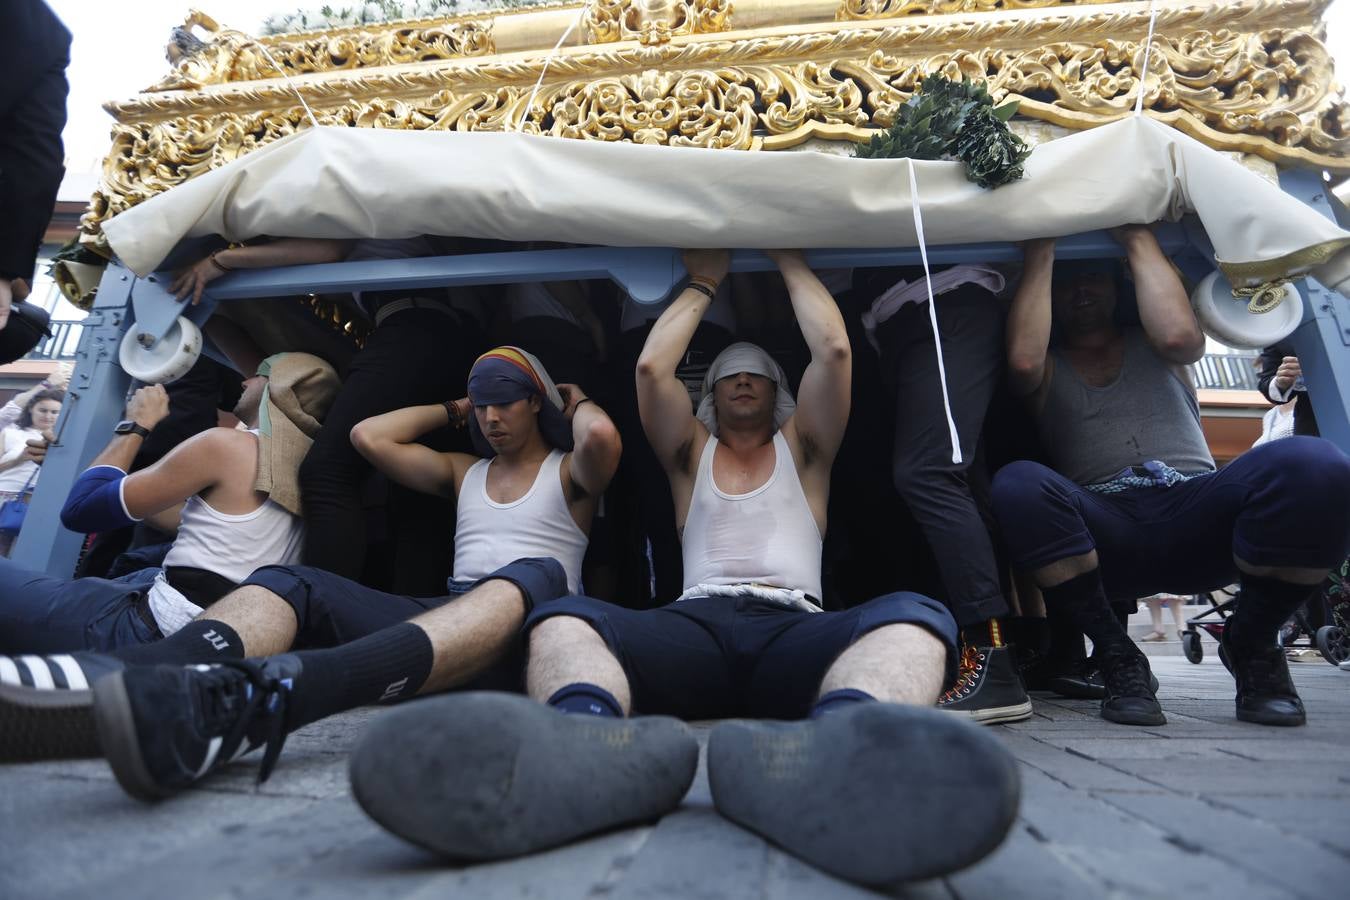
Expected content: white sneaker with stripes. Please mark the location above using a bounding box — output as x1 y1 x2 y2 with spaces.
0 652 124 762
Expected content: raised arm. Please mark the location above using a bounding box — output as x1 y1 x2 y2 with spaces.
635 249 728 474
558 384 621 499
170 238 355 305
1114 225 1204 364
1006 239 1056 398
62 387 228 532
769 250 851 466
350 403 470 501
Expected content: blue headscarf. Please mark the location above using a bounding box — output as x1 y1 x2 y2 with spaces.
465 346 573 458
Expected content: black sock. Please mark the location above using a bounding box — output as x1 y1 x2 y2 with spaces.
547 683 623 717
282 623 435 731
810 688 875 719
112 620 245 666
1008 616 1051 660
1229 574 1317 651
1045 609 1087 665
1041 570 1134 659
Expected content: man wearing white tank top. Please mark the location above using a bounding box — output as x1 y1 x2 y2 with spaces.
0 352 337 663
339 250 1021 888
1 348 621 804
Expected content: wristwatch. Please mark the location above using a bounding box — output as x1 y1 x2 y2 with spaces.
114 420 152 439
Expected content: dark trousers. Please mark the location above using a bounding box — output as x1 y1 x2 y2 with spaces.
990 437 1350 599
878 288 1008 629
298 308 477 595
0 558 159 654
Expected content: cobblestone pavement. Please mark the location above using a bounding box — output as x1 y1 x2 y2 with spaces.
2 657 1347 899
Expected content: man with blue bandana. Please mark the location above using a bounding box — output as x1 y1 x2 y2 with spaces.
0 348 622 800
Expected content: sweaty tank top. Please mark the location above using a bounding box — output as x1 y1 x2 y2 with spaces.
453 449 588 593
161 493 304 584
681 432 823 601
1037 328 1216 485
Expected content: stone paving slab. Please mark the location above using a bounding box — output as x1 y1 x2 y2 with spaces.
1 658 1347 899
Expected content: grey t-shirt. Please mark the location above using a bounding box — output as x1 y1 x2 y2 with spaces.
1037 328 1216 486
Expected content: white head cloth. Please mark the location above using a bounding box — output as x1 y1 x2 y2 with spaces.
695 342 797 436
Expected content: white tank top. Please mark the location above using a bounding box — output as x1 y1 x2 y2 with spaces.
682 432 823 601
453 449 588 593
161 493 304 583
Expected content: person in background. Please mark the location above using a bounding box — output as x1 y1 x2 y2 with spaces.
0 1 70 333
1140 593 1188 642
0 389 64 556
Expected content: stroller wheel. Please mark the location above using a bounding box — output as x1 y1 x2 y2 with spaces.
1182 630 1204 664
1315 626 1349 665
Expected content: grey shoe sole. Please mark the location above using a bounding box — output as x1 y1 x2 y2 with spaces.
91 672 167 803
0 682 98 762
708 702 1021 886
349 693 699 861
944 698 1034 725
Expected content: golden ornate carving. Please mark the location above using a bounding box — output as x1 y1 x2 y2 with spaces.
80 0 1350 253
584 0 733 46
837 0 1111 18
153 7 495 90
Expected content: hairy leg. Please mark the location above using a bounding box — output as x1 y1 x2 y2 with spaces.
526 615 631 713
195 586 299 657
407 577 528 695
819 623 947 706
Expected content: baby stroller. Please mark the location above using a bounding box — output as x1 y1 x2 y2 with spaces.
1181 585 1349 666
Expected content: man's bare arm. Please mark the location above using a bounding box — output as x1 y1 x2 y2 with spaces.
1115 225 1204 364
558 384 621 499
770 250 851 465
1006 239 1056 398
171 238 355 305
636 249 728 473
120 430 234 518
350 404 467 500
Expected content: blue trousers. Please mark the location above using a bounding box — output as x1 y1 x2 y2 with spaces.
990 437 1350 599
0 558 160 654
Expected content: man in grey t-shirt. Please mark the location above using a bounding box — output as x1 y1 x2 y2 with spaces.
993 225 1350 728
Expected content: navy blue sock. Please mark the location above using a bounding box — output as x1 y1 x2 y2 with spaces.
113 619 245 665
483 557 569 611
547 682 624 717
810 688 876 719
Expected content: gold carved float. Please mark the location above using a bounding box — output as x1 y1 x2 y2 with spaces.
84 0 1350 255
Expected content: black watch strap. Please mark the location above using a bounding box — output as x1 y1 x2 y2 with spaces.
114 420 151 439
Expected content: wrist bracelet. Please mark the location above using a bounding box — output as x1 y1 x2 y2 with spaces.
443 399 469 427
686 281 716 301
574 397 595 412
689 275 720 292
208 250 234 273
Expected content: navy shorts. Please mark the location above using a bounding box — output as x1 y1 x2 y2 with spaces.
523 591 958 720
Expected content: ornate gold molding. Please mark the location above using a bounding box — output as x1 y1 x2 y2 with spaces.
836 0 1114 18
84 0 1350 244
153 8 496 90
584 0 734 45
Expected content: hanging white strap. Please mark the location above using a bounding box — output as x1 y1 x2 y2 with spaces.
1134 0 1160 116
253 43 321 129
518 11 584 133
906 161 963 465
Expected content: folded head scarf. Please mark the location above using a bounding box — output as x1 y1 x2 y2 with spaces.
466 346 573 457
695 342 796 436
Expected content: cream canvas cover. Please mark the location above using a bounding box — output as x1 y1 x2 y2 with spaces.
102 116 1350 292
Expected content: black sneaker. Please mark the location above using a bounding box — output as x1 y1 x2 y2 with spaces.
1219 626 1306 726
92 657 298 801
939 645 1033 724
1099 648 1165 726
0 652 124 761
708 702 1020 886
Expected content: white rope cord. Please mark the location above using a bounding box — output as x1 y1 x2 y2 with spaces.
1134 0 1160 116
517 10 585 133
907 162 963 465
254 43 321 129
